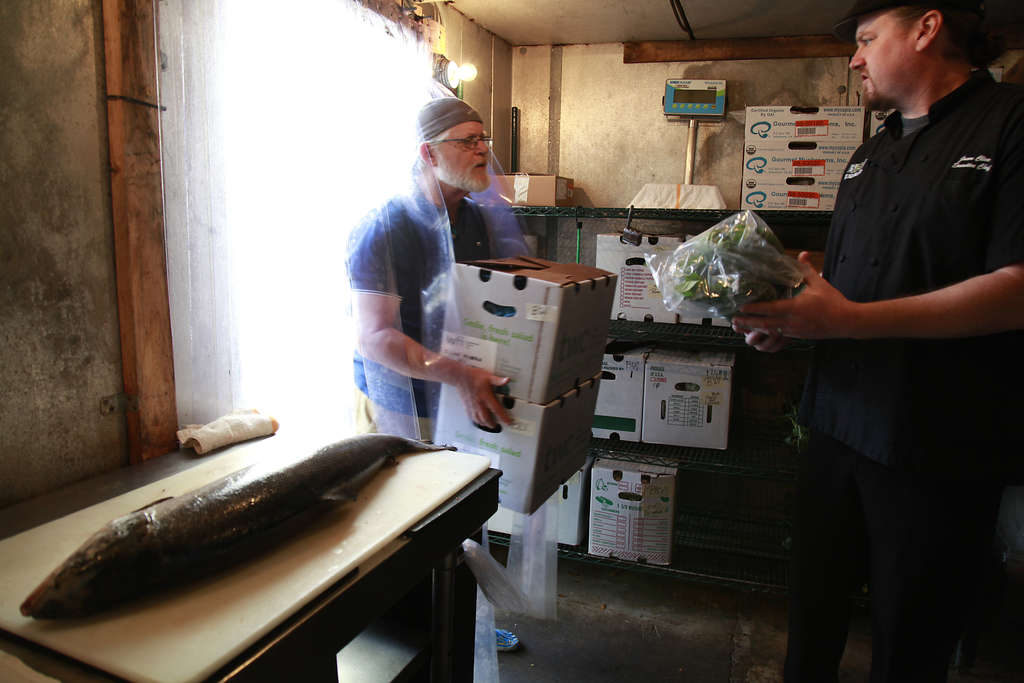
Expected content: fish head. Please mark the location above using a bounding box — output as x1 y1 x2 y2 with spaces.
21 514 154 618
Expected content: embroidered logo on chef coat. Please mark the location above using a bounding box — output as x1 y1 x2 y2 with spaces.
843 160 866 180
951 154 993 172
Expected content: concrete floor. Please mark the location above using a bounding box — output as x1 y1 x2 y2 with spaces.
493 552 1024 682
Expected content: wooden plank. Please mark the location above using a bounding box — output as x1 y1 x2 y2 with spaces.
102 0 177 463
624 35 855 63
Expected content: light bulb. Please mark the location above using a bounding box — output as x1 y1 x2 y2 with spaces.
458 63 478 82
446 59 461 89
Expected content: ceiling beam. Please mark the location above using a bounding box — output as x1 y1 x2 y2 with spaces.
625 24 1024 64
624 35 855 63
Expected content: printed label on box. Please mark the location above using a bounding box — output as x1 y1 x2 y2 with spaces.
441 332 498 372
794 119 829 137
506 418 537 438
641 477 673 516
526 303 559 322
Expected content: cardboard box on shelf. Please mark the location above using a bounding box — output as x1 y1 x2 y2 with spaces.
435 374 601 515
495 174 575 206
679 315 732 327
486 457 594 546
742 142 860 177
641 349 735 450
595 233 681 323
443 257 615 405
740 175 841 211
588 458 677 565
592 343 649 442
744 106 865 143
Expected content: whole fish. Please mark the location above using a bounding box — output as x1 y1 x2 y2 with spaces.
21 434 451 619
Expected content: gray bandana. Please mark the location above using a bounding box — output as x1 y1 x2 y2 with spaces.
417 98 483 142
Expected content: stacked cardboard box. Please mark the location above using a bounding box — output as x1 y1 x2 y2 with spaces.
591 345 736 451
591 343 649 442
486 457 594 546
435 257 615 514
641 349 736 450
588 458 677 565
595 233 680 323
741 106 864 211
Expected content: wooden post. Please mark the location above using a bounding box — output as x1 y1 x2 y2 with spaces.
102 0 177 463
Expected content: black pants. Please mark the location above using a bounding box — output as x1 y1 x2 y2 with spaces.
784 433 1003 683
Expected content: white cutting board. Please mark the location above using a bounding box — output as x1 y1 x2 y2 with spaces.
0 436 490 683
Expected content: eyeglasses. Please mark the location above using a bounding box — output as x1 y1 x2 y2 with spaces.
430 134 493 151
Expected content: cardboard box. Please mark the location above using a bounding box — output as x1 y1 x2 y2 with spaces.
641 349 735 450
742 142 860 177
443 257 615 405
595 233 681 323
744 106 865 143
435 374 601 515
486 457 594 545
679 315 731 327
740 175 842 211
588 458 677 565
592 343 649 442
495 174 575 206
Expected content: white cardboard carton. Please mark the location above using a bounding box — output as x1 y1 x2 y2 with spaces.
740 175 842 211
588 458 677 565
595 233 680 323
486 457 594 545
435 373 601 515
742 142 860 177
641 349 735 450
444 257 615 405
592 344 648 441
744 106 865 143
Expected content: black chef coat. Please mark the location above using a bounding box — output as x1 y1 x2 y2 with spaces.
800 70 1024 481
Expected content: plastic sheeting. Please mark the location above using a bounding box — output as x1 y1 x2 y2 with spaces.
346 89 528 440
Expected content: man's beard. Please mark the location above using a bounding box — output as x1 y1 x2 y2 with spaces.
436 162 490 194
862 91 898 113
860 77 899 114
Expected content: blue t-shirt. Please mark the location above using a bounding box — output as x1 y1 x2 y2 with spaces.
348 191 492 417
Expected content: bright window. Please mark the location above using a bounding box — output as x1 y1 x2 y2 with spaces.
160 0 436 442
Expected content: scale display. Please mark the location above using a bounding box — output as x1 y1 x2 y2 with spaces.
664 79 726 117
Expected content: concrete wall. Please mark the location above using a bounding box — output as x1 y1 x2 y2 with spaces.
437 6 514 172
513 44 856 209
0 1 127 509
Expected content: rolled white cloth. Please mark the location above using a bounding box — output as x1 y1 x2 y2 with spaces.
176 410 279 454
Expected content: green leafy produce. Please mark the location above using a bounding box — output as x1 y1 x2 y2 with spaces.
645 210 804 319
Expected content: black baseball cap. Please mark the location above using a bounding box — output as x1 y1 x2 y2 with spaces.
833 0 985 41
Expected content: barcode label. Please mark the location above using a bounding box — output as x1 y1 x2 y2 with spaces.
794 119 828 137
787 191 820 209
792 160 826 176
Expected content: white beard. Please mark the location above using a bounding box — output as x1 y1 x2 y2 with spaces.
436 162 490 194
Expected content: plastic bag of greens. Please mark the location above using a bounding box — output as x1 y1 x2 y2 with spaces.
645 210 804 319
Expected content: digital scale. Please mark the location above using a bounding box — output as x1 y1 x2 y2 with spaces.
663 79 726 186
663 79 726 118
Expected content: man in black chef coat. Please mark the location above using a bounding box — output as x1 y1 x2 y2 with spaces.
732 1 1024 681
